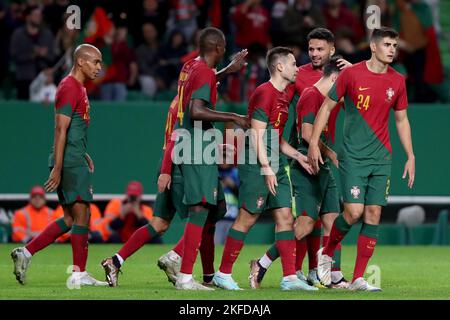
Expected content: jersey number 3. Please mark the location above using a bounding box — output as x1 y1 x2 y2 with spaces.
356 94 371 111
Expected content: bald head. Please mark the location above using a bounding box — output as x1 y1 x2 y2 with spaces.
73 44 101 62
72 44 102 81
199 27 225 55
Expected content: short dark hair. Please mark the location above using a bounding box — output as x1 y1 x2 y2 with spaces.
266 46 294 75
307 28 335 44
323 55 343 77
24 5 40 17
370 27 399 42
199 27 225 54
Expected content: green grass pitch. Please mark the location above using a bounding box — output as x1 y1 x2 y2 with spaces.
1 243 450 300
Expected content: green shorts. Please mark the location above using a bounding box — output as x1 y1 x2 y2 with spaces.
153 164 188 221
154 164 226 222
290 163 340 221
339 160 391 206
180 163 224 206
238 165 292 214
53 166 93 205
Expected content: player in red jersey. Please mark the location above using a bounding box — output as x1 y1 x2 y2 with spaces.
100 48 248 287
252 28 352 288
11 44 107 286
309 27 415 291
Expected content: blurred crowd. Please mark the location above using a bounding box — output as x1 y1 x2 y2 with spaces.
0 0 446 103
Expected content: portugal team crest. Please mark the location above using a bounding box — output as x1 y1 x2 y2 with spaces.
386 87 395 101
256 196 264 209
350 186 360 199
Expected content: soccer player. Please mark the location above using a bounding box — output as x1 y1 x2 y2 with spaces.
250 56 349 289
252 28 351 288
100 49 248 287
11 44 107 286
212 47 317 291
308 27 415 291
167 27 249 291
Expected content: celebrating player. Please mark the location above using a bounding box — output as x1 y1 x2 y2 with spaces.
250 56 349 289
11 44 107 286
213 47 317 291
101 48 249 287
309 27 415 291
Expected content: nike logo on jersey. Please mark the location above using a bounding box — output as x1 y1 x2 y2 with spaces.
359 87 370 91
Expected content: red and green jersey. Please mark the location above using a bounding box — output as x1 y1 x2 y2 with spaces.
160 96 179 175
288 63 324 147
297 86 340 156
173 58 217 161
48 75 91 168
329 61 408 164
243 81 291 170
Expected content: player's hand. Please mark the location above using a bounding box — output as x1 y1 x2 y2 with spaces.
157 173 172 193
296 153 314 175
262 166 277 196
226 49 248 74
233 114 251 129
337 58 352 70
403 156 415 188
44 168 61 192
85 154 94 173
328 151 339 168
307 143 323 174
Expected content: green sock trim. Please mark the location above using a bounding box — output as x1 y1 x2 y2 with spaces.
361 223 379 239
228 228 247 241
71 225 88 235
267 243 280 260
146 224 158 238
55 218 70 233
332 249 341 269
310 227 322 237
275 230 295 241
188 210 208 227
335 214 352 235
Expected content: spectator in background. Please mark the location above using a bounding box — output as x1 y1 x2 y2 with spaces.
99 22 138 101
53 14 78 83
281 0 325 50
10 5 55 100
232 0 271 50
0 1 8 88
156 29 187 90
392 0 443 102
53 203 105 243
12 186 56 243
42 0 69 35
136 22 160 98
132 0 168 44
103 181 157 243
334 27 371 64
322 0 365 45
268 0 289 47
29 67 56 104
167 0 199 41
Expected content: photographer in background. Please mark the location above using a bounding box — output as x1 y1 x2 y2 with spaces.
103 181 158 243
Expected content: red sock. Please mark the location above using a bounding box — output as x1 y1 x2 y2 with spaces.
323 217 349 257
295 238 307 271
26 218 69 255
352 235 377 282
219 228 246 274
172 235 184 257
71 225 89 272
276 231 296 276
118 224 156 261
307 220 321 270
200 220 215 275
180 210 208 275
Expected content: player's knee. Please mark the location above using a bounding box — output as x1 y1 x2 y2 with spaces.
151 217 169 234
364 207 382 224
345 208 363 224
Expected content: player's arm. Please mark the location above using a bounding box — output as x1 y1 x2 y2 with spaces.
44 114 71 192
215 49 248 83
85 153 94 173
157 136 175 193
301 123 338 167
279 138 314 174
190 98 250 129
251 119 278 196
395 109 415 188
307 97 338 173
